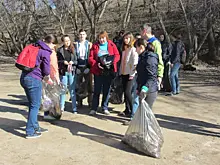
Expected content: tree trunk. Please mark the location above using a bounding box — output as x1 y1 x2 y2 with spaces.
73 0 78 31
167 0 171 13
152 0 171 44
90 24 96 42
122 0 132 29
98 0 108 21
179 0 194 64
207 17 217 60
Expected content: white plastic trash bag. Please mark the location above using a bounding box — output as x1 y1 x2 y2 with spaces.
122 99 164 158
41 81 66 119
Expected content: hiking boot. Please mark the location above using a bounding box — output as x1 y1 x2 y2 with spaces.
26 132 42 139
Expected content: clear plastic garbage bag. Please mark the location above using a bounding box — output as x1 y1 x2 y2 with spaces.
41 81 67 119
122 99 164 158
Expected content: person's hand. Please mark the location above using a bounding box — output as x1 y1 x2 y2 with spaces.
129 76 134 80
56 80 60 85
44 76 49 82
64 61 69 65
158 77 162 91
69 61 73 65
139 86 148 100
76 68 81 74
170 63 174 68
139 90 147 100
84 68 90 74
158 77 162 84
47 78 54 85
98 63 104 69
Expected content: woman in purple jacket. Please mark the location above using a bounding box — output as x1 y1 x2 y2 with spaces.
20 35 55 139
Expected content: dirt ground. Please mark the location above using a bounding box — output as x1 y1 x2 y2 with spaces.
0 64 219 165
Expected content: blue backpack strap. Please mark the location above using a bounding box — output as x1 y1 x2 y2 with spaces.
85 40 89 59
147 37 158 43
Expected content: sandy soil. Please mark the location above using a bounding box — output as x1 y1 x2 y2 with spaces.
0 64 219 165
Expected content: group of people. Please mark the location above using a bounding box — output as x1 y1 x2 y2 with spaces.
19 24 185 138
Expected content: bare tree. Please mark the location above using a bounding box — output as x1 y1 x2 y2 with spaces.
178 0 216 64
122 0 133 29
78 0 108 41
0 0 35 55
152 0 171 44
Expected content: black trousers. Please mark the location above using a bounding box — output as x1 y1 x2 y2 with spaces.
121 75 134 115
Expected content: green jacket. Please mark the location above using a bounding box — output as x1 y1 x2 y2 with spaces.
148 37 164 77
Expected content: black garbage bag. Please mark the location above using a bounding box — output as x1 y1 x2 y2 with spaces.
162 61 172 92
109 75 123 104
98 54 115 77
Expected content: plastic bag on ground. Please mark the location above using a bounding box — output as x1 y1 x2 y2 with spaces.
41 81 65 119
109 76 123 104
122 99 164 158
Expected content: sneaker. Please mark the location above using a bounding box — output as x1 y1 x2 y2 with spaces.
103 110 110 115
118 111 131 117
73 111 78 114
89 110 97 116
36 127 48 133
26 132 42 139
44 115 56 120
166 93 174 96
123 121 131 126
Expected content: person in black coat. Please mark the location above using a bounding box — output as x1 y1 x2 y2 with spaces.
123 39 159 125
57 35 78 113
167 33 185 96
159 34 172 92
135 39 159 109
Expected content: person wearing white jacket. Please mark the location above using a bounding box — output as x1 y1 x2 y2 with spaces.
119 32 139 117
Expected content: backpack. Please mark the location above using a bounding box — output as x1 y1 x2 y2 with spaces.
15 44 40 72
181 49 186 64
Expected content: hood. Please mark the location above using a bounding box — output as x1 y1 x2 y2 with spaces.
36 40 52 53
141 50 158 60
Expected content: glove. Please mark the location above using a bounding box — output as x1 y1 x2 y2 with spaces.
76 68 81 74
84 68 90 74
139 86 148 100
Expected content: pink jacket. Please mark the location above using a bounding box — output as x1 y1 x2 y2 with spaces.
50 50 60 83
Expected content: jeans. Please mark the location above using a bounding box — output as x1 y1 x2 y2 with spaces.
92 74 113 111
60 72 77 112
170 63 181 94
131 75 139 118
20 74 42 135
132 91 139 118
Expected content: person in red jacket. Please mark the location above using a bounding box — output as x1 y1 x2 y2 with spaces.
89 31 120 115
